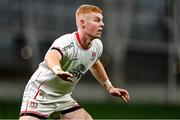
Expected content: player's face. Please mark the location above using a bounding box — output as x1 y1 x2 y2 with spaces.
84 12 104 38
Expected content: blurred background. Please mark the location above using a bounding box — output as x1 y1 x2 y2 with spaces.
0 0 180 119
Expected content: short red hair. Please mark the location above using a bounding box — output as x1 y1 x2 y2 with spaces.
76 4 102 17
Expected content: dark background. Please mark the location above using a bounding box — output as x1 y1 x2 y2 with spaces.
0 0 180 119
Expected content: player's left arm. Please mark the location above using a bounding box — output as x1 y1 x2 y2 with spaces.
90 59 130 103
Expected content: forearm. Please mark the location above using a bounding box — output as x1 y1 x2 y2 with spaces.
90 59 113 91
44 49 73 82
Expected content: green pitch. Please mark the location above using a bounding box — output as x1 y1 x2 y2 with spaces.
0 100 180 119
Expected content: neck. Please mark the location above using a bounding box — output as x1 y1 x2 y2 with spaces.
77 30 93 50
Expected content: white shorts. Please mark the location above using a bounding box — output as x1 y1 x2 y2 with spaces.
20 83 80 119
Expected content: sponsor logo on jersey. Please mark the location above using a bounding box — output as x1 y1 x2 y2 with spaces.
62 42 74 51
71 64 86 79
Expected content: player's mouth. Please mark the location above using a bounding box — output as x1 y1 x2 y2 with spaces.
97 29 103 33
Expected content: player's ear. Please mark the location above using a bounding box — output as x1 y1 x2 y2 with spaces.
80 20 85 29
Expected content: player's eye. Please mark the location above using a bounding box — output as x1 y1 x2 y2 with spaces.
94 18 100 22
94 17 101 22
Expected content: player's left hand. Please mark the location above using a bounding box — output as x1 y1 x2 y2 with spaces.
108 87 130 103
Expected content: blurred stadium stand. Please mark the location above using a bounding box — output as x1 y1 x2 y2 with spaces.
0 0 180 105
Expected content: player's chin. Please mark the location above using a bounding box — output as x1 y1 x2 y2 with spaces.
95 34 102 38
92 36 101 39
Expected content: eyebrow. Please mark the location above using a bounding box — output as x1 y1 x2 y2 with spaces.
94 16 103 20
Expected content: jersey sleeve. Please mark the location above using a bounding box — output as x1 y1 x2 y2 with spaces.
49 36 71 58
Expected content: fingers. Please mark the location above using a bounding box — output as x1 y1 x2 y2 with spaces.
120 91 130 103
66 76 75 83
56 71 74 83
61 71 73 77
109 88 130 103
121 94 130 103
121 95 128 103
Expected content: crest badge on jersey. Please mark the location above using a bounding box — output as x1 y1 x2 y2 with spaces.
90 51 96 60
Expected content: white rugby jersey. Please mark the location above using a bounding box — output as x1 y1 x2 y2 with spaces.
26 32 103 96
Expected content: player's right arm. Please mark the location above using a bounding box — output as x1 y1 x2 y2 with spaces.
45 49 62 69
44 49 74 82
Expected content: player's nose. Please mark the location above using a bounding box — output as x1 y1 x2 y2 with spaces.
100 21 104 27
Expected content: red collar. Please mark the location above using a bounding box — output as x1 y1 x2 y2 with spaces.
75 32 88 50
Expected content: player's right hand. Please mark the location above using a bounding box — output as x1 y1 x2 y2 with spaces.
56 71 74 83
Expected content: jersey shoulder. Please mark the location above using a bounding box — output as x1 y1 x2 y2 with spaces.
51 33 75 49
55 33 74 43
92 38 103 57
93 38 103 50
49 33 75 57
